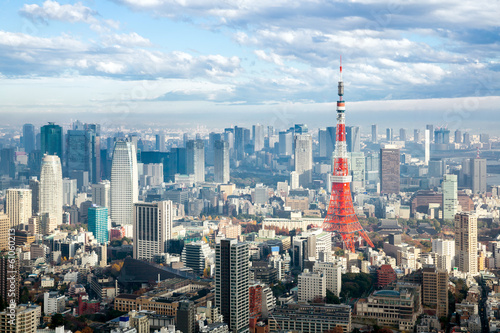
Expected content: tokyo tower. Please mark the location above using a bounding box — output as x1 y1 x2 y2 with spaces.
322 57 374 253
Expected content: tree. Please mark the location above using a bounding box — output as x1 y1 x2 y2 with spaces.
50 313 65 328
326 289 341 304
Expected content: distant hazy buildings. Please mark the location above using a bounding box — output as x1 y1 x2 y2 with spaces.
110 140 138 226
371 124 378 143
40 155 63 225
66 124 101 183
472 158 487 194
23 123 35 154
380 146 400 194
279 131 292 156
133 201 173 260
346 126 360 153
424 129 430 166
294 134 312 188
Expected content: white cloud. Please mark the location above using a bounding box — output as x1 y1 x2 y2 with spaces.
102 33 152 47
20 1 97 24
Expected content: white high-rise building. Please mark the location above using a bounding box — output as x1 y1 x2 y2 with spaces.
214 140 230 184
424 129 430 166
442 174 458 220
92 180 111 209
294 134 312 188
298 269 326 302
455 213 478 275
215 239 249 333
187 140 205 183
6 189 32 228
40 155 63 225
290 171 299 190
133 201 172 260
110 141 138 226
62 178 77 206
313 261 342 297
432 238 455 272
253 124 264 152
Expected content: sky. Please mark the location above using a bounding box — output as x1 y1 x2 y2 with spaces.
0 0 499 131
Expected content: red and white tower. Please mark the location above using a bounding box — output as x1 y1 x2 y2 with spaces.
322 58 374 253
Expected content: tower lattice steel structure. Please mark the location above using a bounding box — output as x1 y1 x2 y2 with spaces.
322 58 374 253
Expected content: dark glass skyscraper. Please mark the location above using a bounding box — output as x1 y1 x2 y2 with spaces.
23 123 35 154
41 122 63 160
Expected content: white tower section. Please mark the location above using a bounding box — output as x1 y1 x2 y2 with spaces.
111 140 138 226
40 155 63 225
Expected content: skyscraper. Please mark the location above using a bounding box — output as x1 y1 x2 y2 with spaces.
88 206 108 243
155 134 166 152
62 178 77 206
214 140 230 184
110 140 138 226
386 128 393 142
91 180 111 209
278 131 292 156
133 201 172 260
234 126 247 160
422 266 448 318
414 129 420 142
0 148 15 178
442 174 458 220
67 125 100 184
41 122 63 160
326 126 336 159
380 146 400 194
399 128 407 142
318 129 327 158
215 239 249 333
426 124 434 142
472 158 487 194
346 126 360 152
23 123 36 154
252 124 264 152
40 155 63 225
371 124 378 143
455 213 477 275
454 130 462 143
29 178 40 215
186 140 205 183
294 134 312 188
0 214 8 251
6 189 32 229
424 129 430 165
177 301 196 333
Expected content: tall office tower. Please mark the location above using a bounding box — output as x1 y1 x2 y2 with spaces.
399 128 407 142
426 124 434 142
92 180 111 209
214 140 230 184
472 158 487 194
455 213 478 275
133 201 172 260
181 241 211 275
0 148 15 178
177 301 196 333
345 126 360 152
88 206 108 243
380 146 400 194
313 261 342 297
318 129 327 157
29 178 40 215
41 122 63 160
294 134 313 188
186 140 205 183
454 130 462 143
424 129 430 165
422 266 449 318
434 128 450 144
442 174 458 220
371 124 378 143
62 178 77 206
234 126 247 160
278 131 292 156
23 123 36 154
215 239 249 333
183 133 189 147
67 125 100 184
252 124 264 152
322 62 374 253
0 254 20 305
463 132 471 145
386 128 393 142
155 134 166 152
40 155 63 225
326 126 336 160
0 214 8 251
414 129 420 142
6 189 32 228
348 152 365 192
110 140 138 226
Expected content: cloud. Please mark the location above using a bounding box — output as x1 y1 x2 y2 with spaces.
102 33 152 47
20 1 97 24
